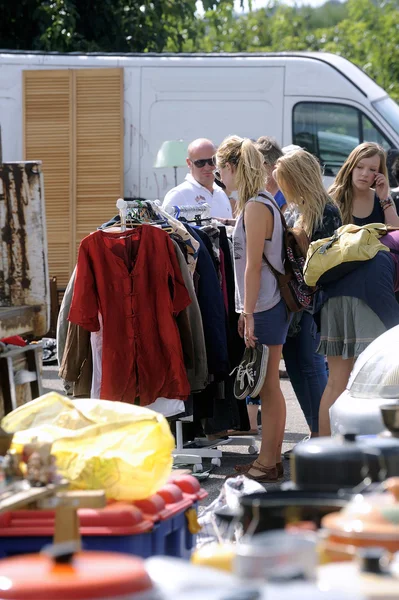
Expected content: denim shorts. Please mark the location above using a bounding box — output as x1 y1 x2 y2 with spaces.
246 395 261 406
254 298 291 347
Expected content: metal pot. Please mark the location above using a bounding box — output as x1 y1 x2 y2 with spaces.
216 489 349 535
322 477 399 554
291 407 399 492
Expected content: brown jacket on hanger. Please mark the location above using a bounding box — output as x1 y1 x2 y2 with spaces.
59 321 92 397
172 241 208 392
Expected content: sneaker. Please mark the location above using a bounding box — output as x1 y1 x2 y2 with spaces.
231 347 254 400
42 337 57 365
247 343 269 398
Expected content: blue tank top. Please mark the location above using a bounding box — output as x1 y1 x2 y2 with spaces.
353 194 385 226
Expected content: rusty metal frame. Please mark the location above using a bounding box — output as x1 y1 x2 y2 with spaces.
0 162 50 338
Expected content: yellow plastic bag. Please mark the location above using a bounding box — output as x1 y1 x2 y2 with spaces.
1 392 175 500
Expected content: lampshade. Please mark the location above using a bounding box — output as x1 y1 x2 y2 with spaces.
154 140 188 168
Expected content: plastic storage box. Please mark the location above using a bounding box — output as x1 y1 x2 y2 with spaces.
0 474 207 559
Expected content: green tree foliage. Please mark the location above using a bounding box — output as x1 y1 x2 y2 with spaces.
0 0 245 53
194 0 399 101
194 0 347 53
315 0 399 100
0 0 398 102
0 1 50 50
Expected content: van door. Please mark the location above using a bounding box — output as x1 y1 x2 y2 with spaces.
139 65 284 200
283 97 395 188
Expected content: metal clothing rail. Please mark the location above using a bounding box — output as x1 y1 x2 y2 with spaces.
167 203 211 219
168 199 257 469
121 199 161 209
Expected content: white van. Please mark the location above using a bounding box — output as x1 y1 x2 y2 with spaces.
2 50 399 283
2 51 399 195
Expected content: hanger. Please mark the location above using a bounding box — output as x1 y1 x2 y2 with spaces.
180 214 212 226
103 198 173 235
171 203 211 226
101 199 142 233
124 199 168 226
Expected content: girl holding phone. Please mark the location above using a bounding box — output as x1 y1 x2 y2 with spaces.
329 142 399 226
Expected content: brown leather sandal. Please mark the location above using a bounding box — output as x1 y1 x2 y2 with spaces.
235 460 284 479
234 461 255 474
245 463 278 483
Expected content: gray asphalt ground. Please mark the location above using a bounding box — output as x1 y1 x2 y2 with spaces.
42 364 307 507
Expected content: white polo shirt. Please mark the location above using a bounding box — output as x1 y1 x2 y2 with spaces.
162 174 232 219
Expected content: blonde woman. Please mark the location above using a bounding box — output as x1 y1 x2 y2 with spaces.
273 150 341 446
329 142 399 226
275 149 342 240
216 136 288 483
288 143 399 436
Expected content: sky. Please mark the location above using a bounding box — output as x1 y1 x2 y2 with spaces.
194 0 331 19
234 0 327 7
196 0 328 15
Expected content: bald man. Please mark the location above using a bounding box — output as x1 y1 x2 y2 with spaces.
162 138 233 219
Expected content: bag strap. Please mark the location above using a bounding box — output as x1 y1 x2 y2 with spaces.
258 192 288 232
262 250 282 280
243 192 285 281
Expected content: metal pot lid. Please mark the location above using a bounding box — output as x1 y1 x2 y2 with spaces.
239 489 349 508
322 477 399 539
292 433 368 459
293 432 399 460
0 547 154 599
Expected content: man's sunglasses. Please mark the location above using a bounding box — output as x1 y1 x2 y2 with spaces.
191 158 215 168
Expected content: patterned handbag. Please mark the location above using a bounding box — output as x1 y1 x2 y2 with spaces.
259 193 315 314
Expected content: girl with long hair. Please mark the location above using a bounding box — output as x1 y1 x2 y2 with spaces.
273 149 341 443
312 142 399 435
216 135 288 483
275 149 342 239
329 142 399 226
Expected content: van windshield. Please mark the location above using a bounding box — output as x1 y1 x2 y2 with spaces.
374 97 399 138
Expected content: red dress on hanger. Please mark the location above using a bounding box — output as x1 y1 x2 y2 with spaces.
68 225 191 406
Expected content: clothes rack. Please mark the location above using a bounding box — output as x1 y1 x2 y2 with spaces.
170 202 258 470
165 203 211 220
172 419 257 471
113 198 258 471
172 418 221 473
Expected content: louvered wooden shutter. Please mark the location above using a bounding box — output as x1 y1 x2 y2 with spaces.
24 70 73 288
75 69 124 253
24 68 124 288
